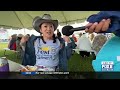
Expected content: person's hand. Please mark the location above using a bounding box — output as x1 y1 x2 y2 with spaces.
20 36 26 44
85 19 111 33
63 35 71 43
20 35 29 44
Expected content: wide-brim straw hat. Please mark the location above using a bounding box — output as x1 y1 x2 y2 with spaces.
32 14 58 33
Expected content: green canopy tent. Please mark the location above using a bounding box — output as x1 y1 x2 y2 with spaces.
0 11 99 29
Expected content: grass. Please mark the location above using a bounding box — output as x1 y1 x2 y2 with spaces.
0 43 22 64
68 54 94 72
0 42 94 72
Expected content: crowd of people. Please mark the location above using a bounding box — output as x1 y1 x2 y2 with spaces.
8 34 30 58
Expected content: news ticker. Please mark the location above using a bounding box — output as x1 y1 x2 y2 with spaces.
21 71 69 75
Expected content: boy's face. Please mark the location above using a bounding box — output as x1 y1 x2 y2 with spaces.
40 22 54 38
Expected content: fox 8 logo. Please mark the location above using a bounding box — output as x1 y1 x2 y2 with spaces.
101 61 114 71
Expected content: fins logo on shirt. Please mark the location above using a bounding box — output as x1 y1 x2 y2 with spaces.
39 46 57 55
39 46 51 55
40 46 51 51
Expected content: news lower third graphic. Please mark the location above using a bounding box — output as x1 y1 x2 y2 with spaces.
21 71 69 75
101 61 114 71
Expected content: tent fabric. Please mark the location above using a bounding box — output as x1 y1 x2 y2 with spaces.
0 11 99 29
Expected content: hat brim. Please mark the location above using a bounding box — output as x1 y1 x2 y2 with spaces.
33 18 58 33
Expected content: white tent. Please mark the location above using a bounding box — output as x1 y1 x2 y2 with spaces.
0 28 9 39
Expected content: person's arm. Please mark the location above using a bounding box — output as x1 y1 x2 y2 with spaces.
59 36 76 71
86 11 120 37
21 35 37 66
63 36 76 48
20 43 26 51
20 35 30 51
20 37 26 51
87 11 120 23
62 36 76 58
